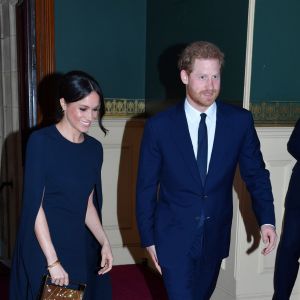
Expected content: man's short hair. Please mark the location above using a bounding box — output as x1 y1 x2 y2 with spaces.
178 41 224 74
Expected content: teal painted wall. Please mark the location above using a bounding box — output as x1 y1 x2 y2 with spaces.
145 0 249 105
55 1 249 114
55 0 146 99
250 0 300 124
251 0 300 102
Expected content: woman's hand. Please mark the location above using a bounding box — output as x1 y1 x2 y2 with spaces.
48 261 69 286
98 242 113 275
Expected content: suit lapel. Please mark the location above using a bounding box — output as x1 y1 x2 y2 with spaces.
206 102 227 184
170 102 202 187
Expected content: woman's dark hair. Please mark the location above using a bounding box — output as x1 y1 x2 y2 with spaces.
58 70 107 134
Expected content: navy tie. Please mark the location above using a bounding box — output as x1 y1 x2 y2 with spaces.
197 113 207 185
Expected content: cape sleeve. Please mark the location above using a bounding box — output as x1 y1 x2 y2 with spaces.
86 140 104 267
94 142 104 220
86 142 112 300
10 130 47 298
18 131 47 239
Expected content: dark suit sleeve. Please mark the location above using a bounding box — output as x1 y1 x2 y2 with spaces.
287 118 300 161
238 113 275 227
136 119 162 247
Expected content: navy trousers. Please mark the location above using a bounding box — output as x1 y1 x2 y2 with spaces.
273 210 300 300
161 258 221 300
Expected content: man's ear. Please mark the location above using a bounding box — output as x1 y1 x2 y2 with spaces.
180 70 189 84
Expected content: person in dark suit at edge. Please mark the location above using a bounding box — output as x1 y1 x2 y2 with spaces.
273 118 300 300
136 41 277 300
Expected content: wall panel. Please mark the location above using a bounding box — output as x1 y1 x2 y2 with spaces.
89 118 146 265
213 127 298 299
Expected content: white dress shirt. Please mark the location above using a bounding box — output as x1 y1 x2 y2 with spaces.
184 99 216 172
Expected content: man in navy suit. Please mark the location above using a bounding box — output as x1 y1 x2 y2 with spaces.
273 118 300 300
136 41 277 300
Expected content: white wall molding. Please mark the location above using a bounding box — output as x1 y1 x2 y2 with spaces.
243 0 256 110
213 127 297 299
89 118 147 265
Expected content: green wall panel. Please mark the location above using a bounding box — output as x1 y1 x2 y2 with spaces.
251 0 300 124
55 0 146 99
251 0 300 102
55 0 248 116
145 0 249 107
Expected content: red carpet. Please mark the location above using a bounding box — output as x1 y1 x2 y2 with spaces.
112 264 168 300
0 261 9 300
1 263 168 300
0 275 9 300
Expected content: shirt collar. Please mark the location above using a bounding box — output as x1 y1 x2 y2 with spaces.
184 99 216 122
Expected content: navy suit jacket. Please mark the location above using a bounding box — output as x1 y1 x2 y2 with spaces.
285 118 300 209
136 100 275 267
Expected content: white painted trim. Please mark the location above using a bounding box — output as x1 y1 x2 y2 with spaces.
243 0 256 110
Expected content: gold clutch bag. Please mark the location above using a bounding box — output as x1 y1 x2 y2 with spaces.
40 275 86 300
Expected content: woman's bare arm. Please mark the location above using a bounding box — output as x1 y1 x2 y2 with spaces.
35 206 69 285
85 191 113 274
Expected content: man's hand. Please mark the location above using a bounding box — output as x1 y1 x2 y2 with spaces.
146 245 162 275
261 224 277 255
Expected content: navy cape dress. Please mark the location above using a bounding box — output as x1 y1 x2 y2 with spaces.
9 125 112 299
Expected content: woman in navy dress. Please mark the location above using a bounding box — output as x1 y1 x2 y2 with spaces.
10 71 113 299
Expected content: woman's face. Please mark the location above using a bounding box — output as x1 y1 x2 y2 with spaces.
60 91 100 134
